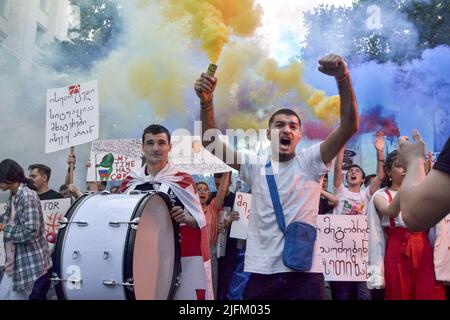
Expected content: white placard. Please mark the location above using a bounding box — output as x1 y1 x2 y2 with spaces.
0 203 6 266
434 215 450 282
170 135 233 175
87 139 142 182
41 199 72 251
45 80 99 153
316 215 369 281
216 209 229 258
230 192 251 240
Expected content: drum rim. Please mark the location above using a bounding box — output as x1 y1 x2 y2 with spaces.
53 193 95 300
123 191 182 300
52 192 182 300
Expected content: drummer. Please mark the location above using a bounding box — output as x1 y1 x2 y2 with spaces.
119 124 213 300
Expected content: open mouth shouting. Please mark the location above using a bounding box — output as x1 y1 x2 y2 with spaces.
279 136 292 152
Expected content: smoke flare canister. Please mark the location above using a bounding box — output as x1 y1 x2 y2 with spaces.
207 64 217 77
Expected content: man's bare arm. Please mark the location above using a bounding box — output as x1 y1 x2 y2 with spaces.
319 54 359 164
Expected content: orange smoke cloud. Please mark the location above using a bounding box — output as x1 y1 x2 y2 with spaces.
162 0 263 63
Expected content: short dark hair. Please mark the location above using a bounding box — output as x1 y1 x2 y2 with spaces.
213 172 224 179
268 109 302 128
345 164 366 186
0 159 35 190
28 164 52 181
142 124 171 143
59 184 69 192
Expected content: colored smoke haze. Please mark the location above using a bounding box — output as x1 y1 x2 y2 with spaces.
359 105 400 137
160 0 263 63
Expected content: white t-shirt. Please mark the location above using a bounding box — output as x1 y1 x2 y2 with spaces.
333 184 372 216
240 143 330 274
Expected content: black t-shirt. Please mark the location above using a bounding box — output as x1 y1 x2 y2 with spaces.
134 183 182 208
434 136 450 175
318 196 334 215
209 191 236 209
38 189 64 200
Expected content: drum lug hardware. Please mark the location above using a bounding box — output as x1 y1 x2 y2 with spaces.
103 280 135 288
72 250 81 260
101 191 111 195
174 276 181 288
129 190 142 195
108 218 140 230
50 276 62 283
103 251 110 260
59 218 88 228
50 276 82 285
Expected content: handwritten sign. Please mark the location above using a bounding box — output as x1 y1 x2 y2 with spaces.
41 199 72 251
0 203 6 266
87 139 142 182
317 215 369 281
170 135 233 175
45 80 99 153
434 215 450 282
230 192 251 240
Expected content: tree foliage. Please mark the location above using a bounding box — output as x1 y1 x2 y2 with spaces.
43 0 123 72
302 0 449 64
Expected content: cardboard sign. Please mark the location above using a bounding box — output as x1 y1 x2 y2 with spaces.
230 192 251 240
45 80 99 153
87 139 142 181
41 199 72 250
316 215 369 281
170 135 234 175
216 209 229 258
434 215 450 282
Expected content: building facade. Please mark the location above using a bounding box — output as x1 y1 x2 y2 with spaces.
0 0 73 74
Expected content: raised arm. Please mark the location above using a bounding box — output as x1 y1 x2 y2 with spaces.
369 131 385 195
215 172 231 209
65 153 76 185
321 189 339 207
194 74 241 171
319 54 359 164
398 131 450 231
333 148 344 190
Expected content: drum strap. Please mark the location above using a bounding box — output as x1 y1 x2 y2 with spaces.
159 183 170 194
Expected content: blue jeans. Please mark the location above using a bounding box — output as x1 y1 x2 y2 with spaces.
226 247 250 300
330 281 371 300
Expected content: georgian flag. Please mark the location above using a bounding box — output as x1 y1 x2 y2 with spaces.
119 163 213 300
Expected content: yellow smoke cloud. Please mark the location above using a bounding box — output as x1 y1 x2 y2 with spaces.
258 59 340 127
228 113 267 131
221 56 340 129
162 0 263 63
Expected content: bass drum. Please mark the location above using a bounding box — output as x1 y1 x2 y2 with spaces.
52 192 181 300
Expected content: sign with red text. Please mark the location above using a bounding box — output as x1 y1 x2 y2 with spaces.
316 215 369 281
87 139 142 182
230 192 251 240
45 80 99 153
41 199 72 251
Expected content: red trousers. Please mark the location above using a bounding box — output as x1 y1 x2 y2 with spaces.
384 227 446 300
